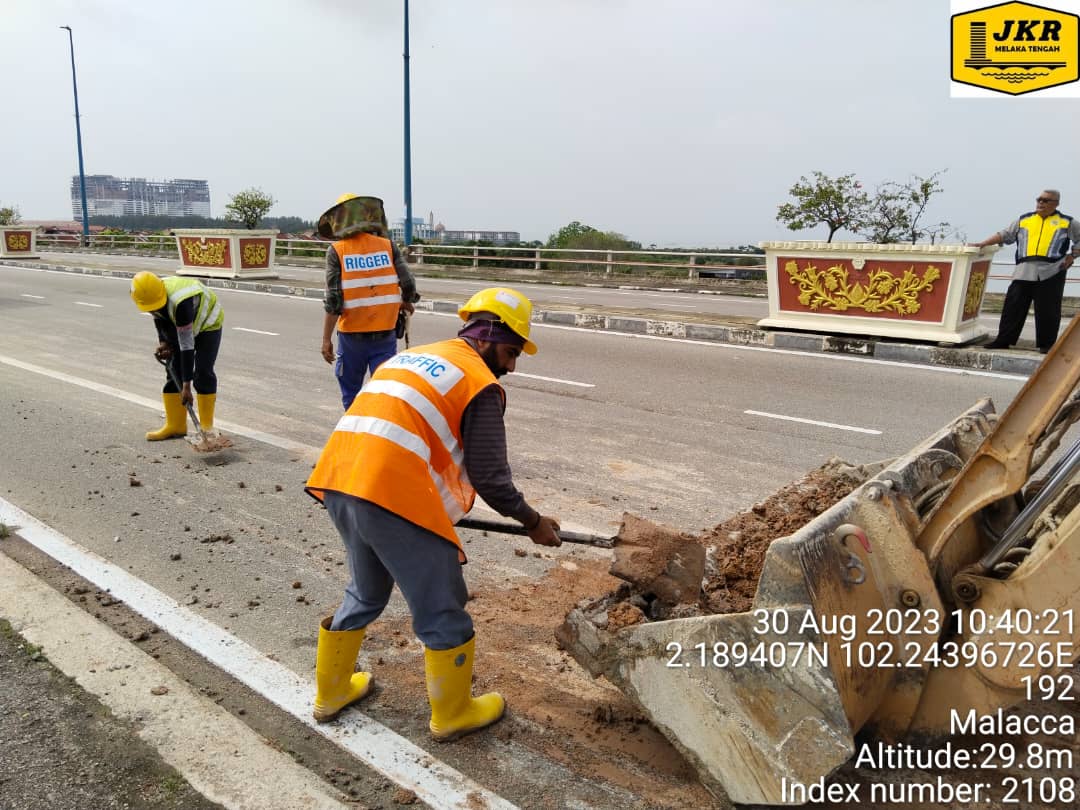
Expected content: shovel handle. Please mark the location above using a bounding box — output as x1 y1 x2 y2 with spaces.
456 517 614 548
156 354 203 433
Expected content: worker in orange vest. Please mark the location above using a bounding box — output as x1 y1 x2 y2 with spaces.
305 287 561 740
318 194 417 409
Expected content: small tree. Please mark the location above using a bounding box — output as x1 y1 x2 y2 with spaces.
224 188 275 229
776 171 869 243
858 170 950 245
859 184 912 243
0 204 21 225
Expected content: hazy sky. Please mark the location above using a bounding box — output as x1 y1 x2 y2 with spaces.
3 0 1079 246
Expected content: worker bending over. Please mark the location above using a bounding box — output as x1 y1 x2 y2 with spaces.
129 271 223 440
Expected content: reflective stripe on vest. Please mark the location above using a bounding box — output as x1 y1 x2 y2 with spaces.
163 277 223 334
1015 212 1074 264
333 233 401 332
305 338 501 556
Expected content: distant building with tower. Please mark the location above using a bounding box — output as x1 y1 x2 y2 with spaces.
390 211 520 246
71 175 211 219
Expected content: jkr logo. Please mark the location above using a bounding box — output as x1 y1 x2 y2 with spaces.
951 1 1080 95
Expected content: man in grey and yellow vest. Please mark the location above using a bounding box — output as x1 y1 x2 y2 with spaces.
318 194 417 410
974 189 1080 353
305 287 561 740
130 272 224 440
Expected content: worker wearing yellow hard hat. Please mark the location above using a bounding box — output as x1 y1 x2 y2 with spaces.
317 193 418 410
304 286 559 739
129 271 224 441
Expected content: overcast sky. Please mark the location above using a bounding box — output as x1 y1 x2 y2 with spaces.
3 0 1079 246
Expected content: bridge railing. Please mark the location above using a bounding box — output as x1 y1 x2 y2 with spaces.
27 233 1079 292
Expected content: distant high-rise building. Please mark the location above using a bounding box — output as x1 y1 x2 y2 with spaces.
71 175 211 219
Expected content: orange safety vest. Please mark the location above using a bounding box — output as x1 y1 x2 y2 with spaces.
306 338 502 558
332 232 401 332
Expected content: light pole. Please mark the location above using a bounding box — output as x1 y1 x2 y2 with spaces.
60 25 90 247
403 0 413 246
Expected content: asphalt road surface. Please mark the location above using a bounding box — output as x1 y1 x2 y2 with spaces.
0 263 1035 809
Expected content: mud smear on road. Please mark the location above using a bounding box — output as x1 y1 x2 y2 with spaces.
375 559 714 809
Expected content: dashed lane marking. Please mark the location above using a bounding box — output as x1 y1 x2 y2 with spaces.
74 301 104 308
745 409 882 435
0 497 520 810
232 326 280 336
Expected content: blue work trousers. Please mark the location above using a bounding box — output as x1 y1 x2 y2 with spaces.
335 330 397 410
323 491 474 651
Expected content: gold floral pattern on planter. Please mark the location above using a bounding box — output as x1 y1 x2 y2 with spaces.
240 241 268 267
180 237 228 267
783 260 941 316
4 232 30 251
963 264 988 320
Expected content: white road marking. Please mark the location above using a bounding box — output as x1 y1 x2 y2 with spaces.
510 372 595 388
74 301 103 308
0 354 316 457
0 497 519 810
21 293 45 299
745 409 882 435
0 554 352 810
2 262 1030 381
233 326 280 336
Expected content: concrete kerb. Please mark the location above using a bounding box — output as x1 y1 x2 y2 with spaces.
2 259 1044 376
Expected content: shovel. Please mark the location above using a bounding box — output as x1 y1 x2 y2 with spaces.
156 355 233 453
456 516 615 548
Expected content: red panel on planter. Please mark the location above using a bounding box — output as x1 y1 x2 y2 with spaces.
962 260 990 321
239 238 271 269
179 237 231 269
4 230 33 253
776 256 951 322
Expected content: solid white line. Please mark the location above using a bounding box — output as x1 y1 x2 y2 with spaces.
0 354 317 457
0 554 352 810
745 409 882 435
510 371 595 388
232 326 280 336
0 497 519 810
20 293 45 299
74 301 103 308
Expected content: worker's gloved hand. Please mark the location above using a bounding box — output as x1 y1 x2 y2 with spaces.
528 516 562 547
180 382 193 407
321 339 335 364
154 342 172 361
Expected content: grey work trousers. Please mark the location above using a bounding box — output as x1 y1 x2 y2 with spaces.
323 491 473 650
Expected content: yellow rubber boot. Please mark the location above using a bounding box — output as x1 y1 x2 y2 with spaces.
313 616 373 723
424 636 505 741
196 392 216 432
145 393 187 441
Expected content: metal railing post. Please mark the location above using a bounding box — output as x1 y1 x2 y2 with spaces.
534 248 541 271
688 254 697 280
606 250 613 275
472 246 479 268
416 245 424 265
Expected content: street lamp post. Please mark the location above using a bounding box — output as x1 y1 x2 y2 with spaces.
60 25 90 247
403 0 413 247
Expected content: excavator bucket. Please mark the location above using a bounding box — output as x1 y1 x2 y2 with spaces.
558 316 1080 806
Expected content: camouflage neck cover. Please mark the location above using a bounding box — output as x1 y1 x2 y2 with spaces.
317 196 390 240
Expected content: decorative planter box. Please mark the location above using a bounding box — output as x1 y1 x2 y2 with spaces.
174 229 278 280
757 241 999 345
0 226 40 259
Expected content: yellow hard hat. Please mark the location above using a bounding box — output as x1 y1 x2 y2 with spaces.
458 287 537 354
336 192 360 205
130 271 167 312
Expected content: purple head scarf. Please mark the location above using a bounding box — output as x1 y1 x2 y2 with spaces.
457 318 526 350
